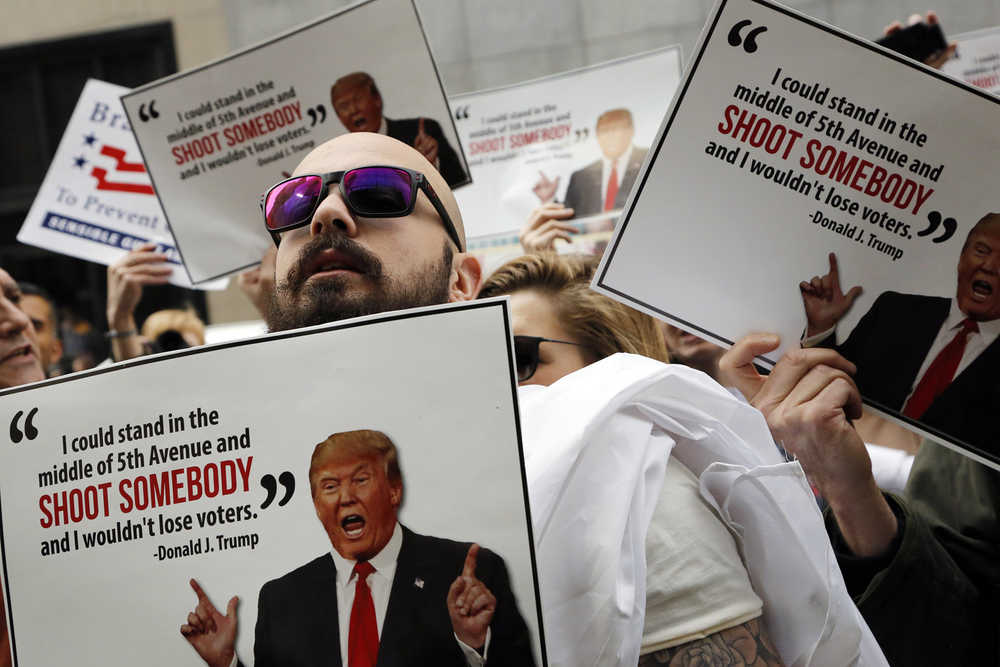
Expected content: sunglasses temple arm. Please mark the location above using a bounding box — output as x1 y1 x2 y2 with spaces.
420 180 464 252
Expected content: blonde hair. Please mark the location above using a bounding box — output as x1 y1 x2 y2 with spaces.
479 253 669 363
309 429 402 495
141 309 205 345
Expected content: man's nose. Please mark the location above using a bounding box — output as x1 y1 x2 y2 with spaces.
0 299 30 339
981 252 1000 273
310 190 359 239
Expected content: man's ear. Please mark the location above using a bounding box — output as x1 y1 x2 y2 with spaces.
390 482 402 508
50 338 63 369
449 252 482 302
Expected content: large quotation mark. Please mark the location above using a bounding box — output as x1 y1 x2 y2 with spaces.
574 128 590 142
307 104 327 127
454 105 471 121
138 101 160 123
917 211 958 243
10 408 39 444
260 472 296 509
728 19 768 53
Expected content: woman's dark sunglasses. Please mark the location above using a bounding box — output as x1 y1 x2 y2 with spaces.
514 335 586 383
260 165 463 250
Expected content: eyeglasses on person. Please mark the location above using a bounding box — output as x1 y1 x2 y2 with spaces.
514 335 587 383
260 165 463 250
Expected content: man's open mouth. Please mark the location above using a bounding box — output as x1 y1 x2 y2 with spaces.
341 514 366 538
352 117 368 129
0 344 32 364
972 279 994 298
307 249 365 278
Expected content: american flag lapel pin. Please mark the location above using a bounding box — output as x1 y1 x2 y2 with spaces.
414 577 424 589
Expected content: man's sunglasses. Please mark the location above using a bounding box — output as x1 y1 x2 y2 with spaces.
260 166 463 250
514 335 586 383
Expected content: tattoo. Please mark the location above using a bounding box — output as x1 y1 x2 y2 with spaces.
638 617 784 667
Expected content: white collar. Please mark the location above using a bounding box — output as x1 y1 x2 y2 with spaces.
605 144 634 173
377 117 389 136
330 521 403 586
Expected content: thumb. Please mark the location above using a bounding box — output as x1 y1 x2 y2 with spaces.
225 596 239 619
844 285 863 303
418 117 426 136
718 333 780 400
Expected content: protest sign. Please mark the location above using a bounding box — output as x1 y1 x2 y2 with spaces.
17 79 225 290
943 26 1000 95
452 48 682 255
0 301 544 665
122 0 469 284
593 0 1000 466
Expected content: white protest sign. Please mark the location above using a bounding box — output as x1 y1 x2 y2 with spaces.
943 26 1000 95
122 0 469 284
0 301 544 665
453 48 682 245
594 0 1000 466
16 80 225 290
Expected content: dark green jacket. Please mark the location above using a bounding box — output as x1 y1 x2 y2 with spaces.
830 442 1000 665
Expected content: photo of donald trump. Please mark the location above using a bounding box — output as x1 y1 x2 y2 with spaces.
181 429 535 667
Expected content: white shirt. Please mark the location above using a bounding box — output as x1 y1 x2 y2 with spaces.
804 299 1000 403
229 522 486 666
600 145 633 206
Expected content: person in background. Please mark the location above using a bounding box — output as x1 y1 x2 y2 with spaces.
141 308 206 353
479 253 782 666
18 282 64 377
0 267 47 667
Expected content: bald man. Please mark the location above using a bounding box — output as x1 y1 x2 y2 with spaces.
330 72 467 188
264 132 481 332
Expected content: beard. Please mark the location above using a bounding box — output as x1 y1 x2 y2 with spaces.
266 234 453 332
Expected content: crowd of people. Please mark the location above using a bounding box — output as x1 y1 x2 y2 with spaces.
1 9 995 667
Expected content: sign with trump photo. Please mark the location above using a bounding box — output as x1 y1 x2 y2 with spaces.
593 0 1000 467
942 26 1000 96
0 301 545 665
122 0 469 284
452 47 682 256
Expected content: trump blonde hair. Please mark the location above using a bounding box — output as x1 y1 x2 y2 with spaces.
309 429 402 496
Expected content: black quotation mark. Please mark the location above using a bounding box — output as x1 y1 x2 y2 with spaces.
574 128 590 142
260 472 295 509
917 211 958 243
138 101 160 123
307 105 327 127
454 105 471 121
10 408 39 444
728 19 768 53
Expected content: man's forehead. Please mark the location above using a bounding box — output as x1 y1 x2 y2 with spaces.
293 134 423 176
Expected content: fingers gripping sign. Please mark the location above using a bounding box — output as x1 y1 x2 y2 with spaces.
799 252 863 337
447 544 496 651
180 579 239 667
413 117 439 167
519 203 577 253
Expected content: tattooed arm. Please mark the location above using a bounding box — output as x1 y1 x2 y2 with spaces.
638 617 783 667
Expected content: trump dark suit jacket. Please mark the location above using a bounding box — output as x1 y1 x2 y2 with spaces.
561 146 647 218
820 291 1000 455
249 526 536 667
386 117 467 189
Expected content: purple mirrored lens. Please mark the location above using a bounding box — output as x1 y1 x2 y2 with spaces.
343 167 412 215
264 175 323 230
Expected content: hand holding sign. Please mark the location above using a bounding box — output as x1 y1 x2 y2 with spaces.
180 579 238 667
447 544 495 650
413 118 439 167
520 204 577 253
799 253 863 338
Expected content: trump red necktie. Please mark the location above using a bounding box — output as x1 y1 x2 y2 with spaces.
604 163 618 211
902 318 978 419
348 561 378 667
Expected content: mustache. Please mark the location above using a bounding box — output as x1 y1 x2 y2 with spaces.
281 234 384 293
